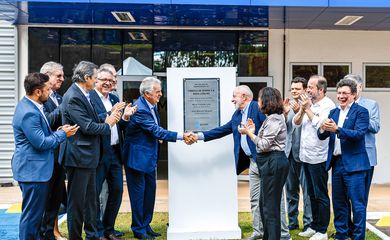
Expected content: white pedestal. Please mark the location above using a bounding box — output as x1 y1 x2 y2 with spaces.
167 67 241 240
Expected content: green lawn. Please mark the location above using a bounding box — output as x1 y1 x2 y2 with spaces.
60 212 381 239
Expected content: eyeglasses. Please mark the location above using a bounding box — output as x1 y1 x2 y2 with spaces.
337 91 352 96
98 78 115 84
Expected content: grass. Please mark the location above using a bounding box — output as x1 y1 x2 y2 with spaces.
59 212 382 239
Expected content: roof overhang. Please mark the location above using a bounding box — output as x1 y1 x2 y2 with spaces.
1 0 390 30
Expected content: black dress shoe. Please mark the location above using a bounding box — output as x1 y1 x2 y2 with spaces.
147 230 161 237
114 230 124 237
134 233 155 240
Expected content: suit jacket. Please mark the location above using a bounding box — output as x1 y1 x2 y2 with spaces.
318 102 370 172
12 97 66 182
358 97 380 167
285 109 302 162
59 83 111 169
122 96 177 173
89 89 123 165
44 92 63 131
203 101 266 174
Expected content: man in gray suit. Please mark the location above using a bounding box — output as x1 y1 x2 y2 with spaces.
284 77 312 231
343 74 380 192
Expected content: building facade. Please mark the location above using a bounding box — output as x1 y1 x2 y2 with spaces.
1 0 390 183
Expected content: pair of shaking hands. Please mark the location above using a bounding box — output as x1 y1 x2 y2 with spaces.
183 132 198 145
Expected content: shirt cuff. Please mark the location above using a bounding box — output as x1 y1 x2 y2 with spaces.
177 132 183 140
197 132 205 140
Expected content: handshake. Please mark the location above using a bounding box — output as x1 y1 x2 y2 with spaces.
183 132 198 145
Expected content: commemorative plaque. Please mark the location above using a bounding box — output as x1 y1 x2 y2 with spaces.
183 78 220 132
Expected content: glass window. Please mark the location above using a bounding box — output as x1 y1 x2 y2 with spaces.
365 64 390 88
92 29 123 71
238 31 268 76
60 29 92 94
292 64 319 81
323 64 350 87
123 30 153 75
28 28 60 72
153 30 237 71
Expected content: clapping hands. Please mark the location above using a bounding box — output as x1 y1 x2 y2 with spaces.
238 118 255 135
123 103 138 120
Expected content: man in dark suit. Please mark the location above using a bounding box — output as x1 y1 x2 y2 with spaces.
191 85 273 240
60 61 122 240
90 67 137 240
123 77 190 240
318 79 370 240
40 61 67 240
12 72 78 240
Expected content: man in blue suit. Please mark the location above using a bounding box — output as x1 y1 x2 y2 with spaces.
318 79 370 240
60 61 122 240
191 85 292 240
90 67 137 240
12 72 78 240
123 77 189 240
40 61 67 240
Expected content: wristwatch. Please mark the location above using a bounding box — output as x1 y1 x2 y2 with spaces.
335 127 340 136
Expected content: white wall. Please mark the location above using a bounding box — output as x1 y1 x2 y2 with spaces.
17 25 28 100
270 29 390 183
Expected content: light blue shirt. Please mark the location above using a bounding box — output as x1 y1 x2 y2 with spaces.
240 104 252 156
145 98 183 140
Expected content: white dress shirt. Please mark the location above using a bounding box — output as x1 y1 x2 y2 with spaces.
95 90 119 146
333 103 352 156
294 96 335 164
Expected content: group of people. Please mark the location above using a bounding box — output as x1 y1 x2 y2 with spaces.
12 60 196 240
12 58 380 240
182 74 380 240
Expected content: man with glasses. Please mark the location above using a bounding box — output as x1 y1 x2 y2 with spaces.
90 67 137 240
100 63 119 99
318 79 370 240
98 63 125 238
40 61 67 240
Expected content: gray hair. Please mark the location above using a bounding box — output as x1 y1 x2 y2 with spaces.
336 79 357 95
343 74 363 85
140 77 161 96
97 68 113 77
236 85 253 99
40 61 63 75
309 75 328 93
72 61 97 83
99 63 115 71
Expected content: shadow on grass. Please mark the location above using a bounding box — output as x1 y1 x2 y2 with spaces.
59 212 381 239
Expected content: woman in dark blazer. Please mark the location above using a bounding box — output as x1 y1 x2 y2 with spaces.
240 87 290 240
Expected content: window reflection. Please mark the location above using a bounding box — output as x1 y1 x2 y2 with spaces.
239 31 268 76
323 65 350 87
292 65 319 81
92 29 122 71
123 30 153 74
28 28 59 72
365 65 390 88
